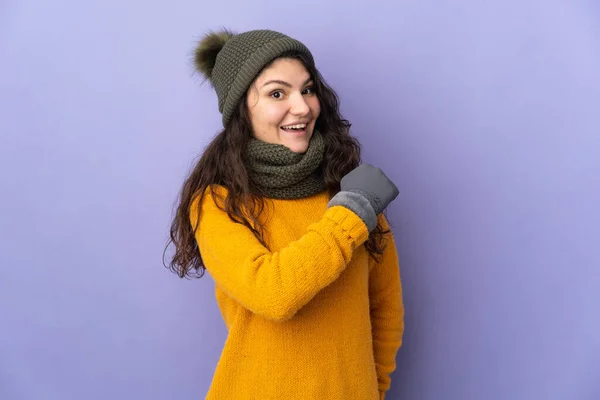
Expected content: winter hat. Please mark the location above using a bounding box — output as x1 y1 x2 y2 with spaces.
194 29 315 127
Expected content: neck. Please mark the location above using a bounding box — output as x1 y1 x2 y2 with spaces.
245 131 326 199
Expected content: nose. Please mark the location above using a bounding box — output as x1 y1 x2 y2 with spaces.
289 92 310 116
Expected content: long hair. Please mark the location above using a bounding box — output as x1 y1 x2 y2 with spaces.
165 51 389 278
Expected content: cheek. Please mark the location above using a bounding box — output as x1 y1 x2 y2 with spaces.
263 103 288 125
310 98 321 118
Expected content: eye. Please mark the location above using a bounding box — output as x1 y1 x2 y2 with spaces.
270 90 284 99
302 86 315 95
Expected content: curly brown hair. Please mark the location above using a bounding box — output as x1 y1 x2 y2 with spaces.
164 51 388 278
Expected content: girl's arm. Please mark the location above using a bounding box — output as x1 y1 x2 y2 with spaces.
368 214 404 399
191 186 370 322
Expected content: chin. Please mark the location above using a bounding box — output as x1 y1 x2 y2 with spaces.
286 146 309 154
283 129 313 153
284 141 310 154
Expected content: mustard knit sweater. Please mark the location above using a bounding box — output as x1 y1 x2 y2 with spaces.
190 185 404 400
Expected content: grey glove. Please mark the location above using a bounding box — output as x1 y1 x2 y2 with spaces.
327 163 399 232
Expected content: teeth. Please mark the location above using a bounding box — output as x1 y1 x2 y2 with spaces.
282 123 307 130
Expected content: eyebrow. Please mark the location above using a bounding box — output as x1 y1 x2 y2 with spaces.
261 77 313 88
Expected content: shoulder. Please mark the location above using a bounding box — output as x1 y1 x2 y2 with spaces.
189 184 229 227
377 213 392 231
191 184 228 207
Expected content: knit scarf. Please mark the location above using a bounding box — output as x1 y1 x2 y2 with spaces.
246 131 326 199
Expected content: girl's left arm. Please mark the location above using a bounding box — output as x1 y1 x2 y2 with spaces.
368 214 405 399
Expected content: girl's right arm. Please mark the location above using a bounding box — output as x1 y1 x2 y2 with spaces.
190 186 370 322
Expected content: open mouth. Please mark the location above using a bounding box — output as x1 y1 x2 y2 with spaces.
280 123 308 134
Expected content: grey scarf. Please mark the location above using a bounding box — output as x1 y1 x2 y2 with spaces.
246 131 326 199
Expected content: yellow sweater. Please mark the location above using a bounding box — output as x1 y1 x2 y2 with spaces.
190 185 404 400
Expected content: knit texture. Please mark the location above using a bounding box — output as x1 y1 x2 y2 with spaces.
190 186 404 399
211 30 314 126
328 190 378 231
246 131 325 199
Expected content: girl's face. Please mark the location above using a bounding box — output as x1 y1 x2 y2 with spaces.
246 58 320 154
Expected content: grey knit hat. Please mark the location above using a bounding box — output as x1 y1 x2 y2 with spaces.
194 29 315 127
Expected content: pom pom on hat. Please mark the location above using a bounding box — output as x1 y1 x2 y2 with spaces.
194 28 235 81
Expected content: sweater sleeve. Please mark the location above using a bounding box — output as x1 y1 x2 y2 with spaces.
369 214 404 395
190 186 370 322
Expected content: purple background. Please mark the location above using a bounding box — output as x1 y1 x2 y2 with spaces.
1 1 599 399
